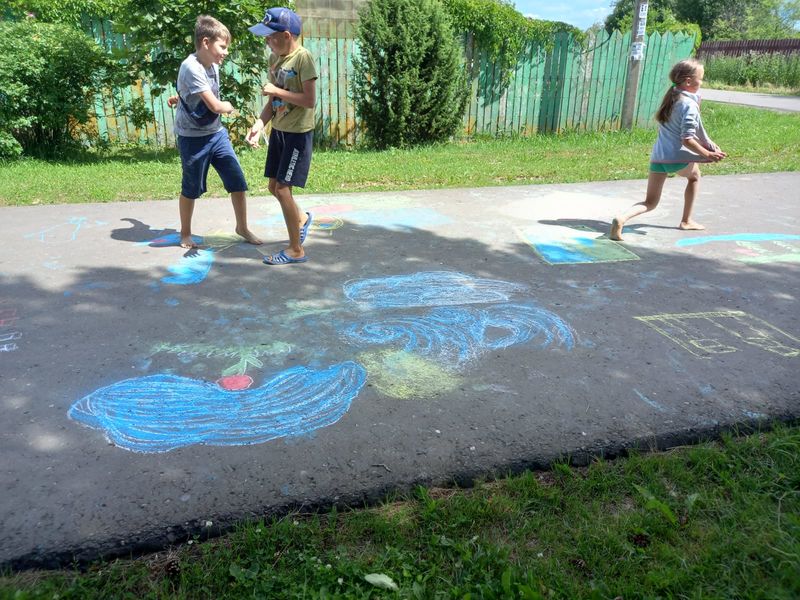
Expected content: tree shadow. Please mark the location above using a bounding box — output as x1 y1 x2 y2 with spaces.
2 209 799 570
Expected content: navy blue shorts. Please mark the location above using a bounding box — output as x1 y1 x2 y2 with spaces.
265 128 313 188
177 128 247 199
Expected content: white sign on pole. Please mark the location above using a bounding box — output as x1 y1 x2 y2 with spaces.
639 2 649 18
631 41 645 61
637 21 647 37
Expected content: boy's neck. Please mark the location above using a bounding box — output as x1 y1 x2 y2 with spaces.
279 38 301 57
195 49 214 68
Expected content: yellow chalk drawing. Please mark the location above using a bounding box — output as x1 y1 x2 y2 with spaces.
358 350 460 400
634 311 800 358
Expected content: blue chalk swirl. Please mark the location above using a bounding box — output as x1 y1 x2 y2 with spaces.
345 303 574 368
162 249 214 285
675 233 800 247
68 362 367 453
344 271 527 308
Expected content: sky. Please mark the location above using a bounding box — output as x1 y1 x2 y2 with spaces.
514 0 614 31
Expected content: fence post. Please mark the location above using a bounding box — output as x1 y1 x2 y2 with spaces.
621 0 648 129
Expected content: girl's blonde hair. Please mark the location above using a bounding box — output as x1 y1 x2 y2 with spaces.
655 58 702 124
194 15 231 49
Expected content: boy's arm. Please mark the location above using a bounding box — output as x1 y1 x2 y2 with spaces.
262 78 317 109
197 90 235 115
245 101 275 148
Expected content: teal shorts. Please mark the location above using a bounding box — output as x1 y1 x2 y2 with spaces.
650 162 690 174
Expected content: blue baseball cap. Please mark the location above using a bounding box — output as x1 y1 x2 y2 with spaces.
249 7 302 36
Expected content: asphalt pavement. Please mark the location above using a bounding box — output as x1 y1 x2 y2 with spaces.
1 172 798 569
703 88 800 112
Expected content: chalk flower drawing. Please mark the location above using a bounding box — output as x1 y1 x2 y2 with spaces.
68 362 367 453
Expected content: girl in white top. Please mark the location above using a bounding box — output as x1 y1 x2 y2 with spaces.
610 59 726 241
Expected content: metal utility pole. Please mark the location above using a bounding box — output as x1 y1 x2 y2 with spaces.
621 0 649 129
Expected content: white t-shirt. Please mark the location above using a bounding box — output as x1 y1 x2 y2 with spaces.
174 54 223 137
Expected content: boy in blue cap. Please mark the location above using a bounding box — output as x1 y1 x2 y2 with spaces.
171 15 262 249
246 7 317 265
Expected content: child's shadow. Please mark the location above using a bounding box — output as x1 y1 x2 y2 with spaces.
111 218 260 258
538 218 675 239
111 218 175 243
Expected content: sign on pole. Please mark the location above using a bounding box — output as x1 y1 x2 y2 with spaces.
621 0 649 129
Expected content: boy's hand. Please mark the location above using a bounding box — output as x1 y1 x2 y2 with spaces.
246 120 264 148
167 95 179 108
261 83 280 97
220 101 235 115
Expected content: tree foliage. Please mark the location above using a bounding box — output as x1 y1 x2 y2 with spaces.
0 20 111 157
606 0 800 40
442 0 583 84
2 0 126 26
351 0 468 148
113 0 280 142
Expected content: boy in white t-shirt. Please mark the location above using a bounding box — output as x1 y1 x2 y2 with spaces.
171 15 262 249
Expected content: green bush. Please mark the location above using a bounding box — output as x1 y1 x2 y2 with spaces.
0 20 110 157
704 52 800 89
351 0 468 149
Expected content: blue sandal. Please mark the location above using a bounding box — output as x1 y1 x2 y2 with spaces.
300 212 313 245
263 250 309 265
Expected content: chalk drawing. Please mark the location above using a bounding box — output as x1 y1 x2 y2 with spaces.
0 307 20 353
68 362 367 452
635 311 800 358
675 234 800 264
675 233 800 247
344 271 527 309
311 216 344 232
633 388 668 412
345 303 575 370
150 341 291 382
162 249 214 285
24 217 88 243
517 225 639 264
357 350 460 399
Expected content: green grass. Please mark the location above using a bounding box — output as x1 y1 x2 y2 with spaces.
1 102 799 207
706 81 800 96
2 424 798 599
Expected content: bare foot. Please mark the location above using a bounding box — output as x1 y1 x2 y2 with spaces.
610 217 624 241
236 227 263 245
679 220 705 231
180 235 197 249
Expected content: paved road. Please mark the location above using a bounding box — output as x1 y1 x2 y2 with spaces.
2 173 799 569
703 88 800 112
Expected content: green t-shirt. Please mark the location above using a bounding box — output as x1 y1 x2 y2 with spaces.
269 45 318 133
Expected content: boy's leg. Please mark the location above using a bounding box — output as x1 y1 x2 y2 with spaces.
179 194 197 248
271 179 304 259
177 133 213 248
610 171 668 241
209 129 262 244
677 163 704 230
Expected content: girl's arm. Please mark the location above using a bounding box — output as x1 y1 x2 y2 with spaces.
683 136 726 161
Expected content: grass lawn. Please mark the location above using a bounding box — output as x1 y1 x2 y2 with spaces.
1 102 798 206
2 425 798 598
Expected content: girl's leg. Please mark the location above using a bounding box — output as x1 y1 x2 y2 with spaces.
610 171 668 241
677 163 704 230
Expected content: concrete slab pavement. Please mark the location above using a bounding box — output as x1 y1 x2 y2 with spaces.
1 172 799 569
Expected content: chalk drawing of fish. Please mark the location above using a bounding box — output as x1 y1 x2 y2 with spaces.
68 362 367 452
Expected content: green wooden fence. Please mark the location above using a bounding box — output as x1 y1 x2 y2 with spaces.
81 18 695 148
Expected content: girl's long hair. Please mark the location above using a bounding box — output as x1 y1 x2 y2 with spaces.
655 58 702 124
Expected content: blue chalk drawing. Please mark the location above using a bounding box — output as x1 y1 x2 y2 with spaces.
142 232 204 248
68 362 367 453
345 303 575 369
675 233 800 247
162 249 214 285
633 388 667 412
25 217 87 243
520 228 639 265
344 272 527 309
